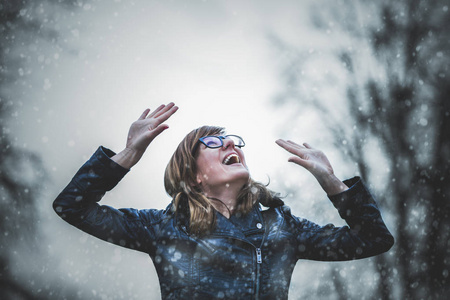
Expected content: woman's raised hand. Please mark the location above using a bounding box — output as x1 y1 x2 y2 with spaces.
112 103 178 169
275 140 334 177
275 139 348 195
126 103 178 153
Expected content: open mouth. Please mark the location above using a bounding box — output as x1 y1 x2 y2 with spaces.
223 153 241 165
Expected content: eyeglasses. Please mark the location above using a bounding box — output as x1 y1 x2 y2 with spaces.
198 135 245 149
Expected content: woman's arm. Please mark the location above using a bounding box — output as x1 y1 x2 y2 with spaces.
275 139 394 260
284 177 394 261
53 103 178 253
53 146 161 253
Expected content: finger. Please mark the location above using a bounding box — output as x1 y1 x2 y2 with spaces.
139 108 151 120
303 142 313 149
275 139 289 149
287 156 311 169
155 104 178 123
276 139 303 154
147 123 170 140
286 140 305 148
153 102 176 119
147 104 166 118
275 139 295 152
276 139 293 147
276 140 313 162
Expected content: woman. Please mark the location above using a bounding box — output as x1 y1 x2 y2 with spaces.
53 102 394 299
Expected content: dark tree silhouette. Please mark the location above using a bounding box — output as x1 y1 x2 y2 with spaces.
272 0 449 299
0 1 92 299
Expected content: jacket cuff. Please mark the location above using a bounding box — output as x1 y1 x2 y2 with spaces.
95 146 130 175
328 177 375 212
71 146 130 191
97 146 130 171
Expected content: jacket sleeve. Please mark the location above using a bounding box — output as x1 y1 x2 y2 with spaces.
53 146 165 254
288 177 394 261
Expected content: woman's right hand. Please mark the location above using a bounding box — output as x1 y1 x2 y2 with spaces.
112 103 178 169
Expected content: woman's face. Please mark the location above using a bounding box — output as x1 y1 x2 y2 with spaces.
195 136 250 193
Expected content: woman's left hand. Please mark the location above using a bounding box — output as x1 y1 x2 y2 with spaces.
275 139 349 195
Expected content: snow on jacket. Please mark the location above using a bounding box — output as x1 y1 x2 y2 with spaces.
53 146 394 300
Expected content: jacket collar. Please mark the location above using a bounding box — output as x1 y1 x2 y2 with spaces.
172 194 284 240
212 204 264 239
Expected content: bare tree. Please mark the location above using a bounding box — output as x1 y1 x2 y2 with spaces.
0 1 95 299
271 0 449 299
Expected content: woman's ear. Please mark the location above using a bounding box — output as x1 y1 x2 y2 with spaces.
196 173 202 185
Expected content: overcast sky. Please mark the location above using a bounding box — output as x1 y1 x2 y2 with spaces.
11 0 346 209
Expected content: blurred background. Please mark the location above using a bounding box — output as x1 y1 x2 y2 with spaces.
1 0 448 299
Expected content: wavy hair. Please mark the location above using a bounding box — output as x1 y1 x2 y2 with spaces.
164 125 280 236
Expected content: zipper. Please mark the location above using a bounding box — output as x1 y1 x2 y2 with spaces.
255 247 262 300
256 248 262 264
255 207 266 300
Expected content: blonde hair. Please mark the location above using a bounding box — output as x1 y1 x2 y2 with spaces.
164 126 279 236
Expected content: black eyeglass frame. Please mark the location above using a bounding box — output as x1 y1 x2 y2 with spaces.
198 135 245 149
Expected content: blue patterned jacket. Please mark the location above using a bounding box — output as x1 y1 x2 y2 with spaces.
53 147 394 300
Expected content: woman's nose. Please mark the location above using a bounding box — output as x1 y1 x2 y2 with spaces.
222 137 235 149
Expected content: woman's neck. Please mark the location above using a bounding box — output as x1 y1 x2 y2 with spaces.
207 197 234 218
203 185 241 218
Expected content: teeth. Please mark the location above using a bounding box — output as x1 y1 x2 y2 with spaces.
223 154 240 165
